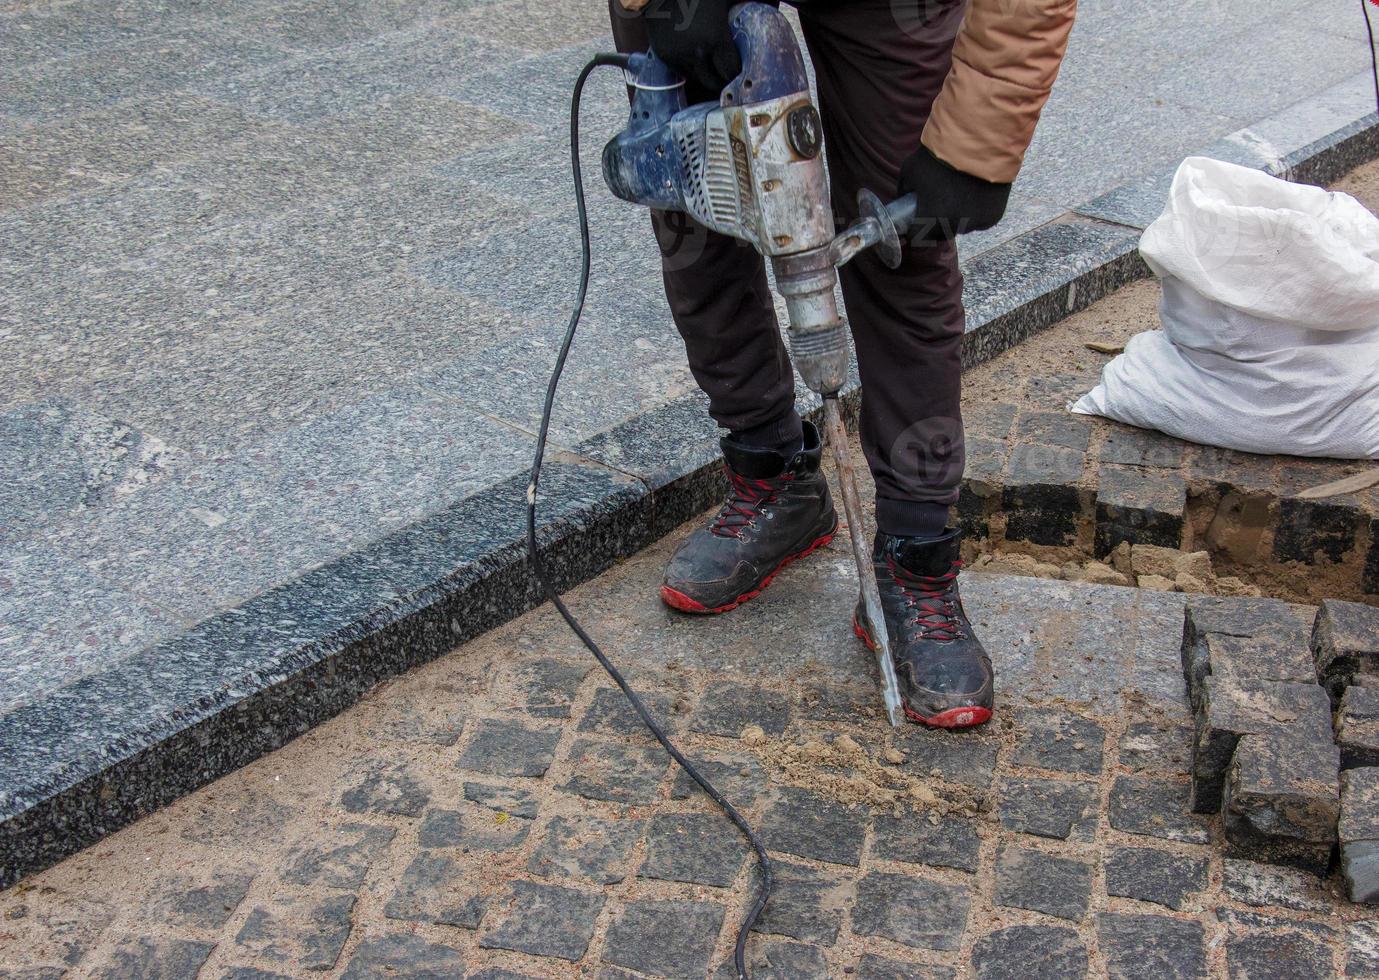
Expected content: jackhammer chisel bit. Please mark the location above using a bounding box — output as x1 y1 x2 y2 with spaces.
600 2 922 727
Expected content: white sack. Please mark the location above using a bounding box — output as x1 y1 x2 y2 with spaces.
1072 156 1379 459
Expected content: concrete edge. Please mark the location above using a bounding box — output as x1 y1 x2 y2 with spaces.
4 73 1378 888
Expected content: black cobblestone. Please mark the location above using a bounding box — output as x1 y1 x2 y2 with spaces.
970 925 1088 980
871 811 980 873
997 776 1098 841
465 781 541 819
1003 443 1087 546
896 727 1000 789
853 872 969 951
560 737 668 805
1338 686 1379 769
578 686 677 738
993 845 1092 921
458 719 562 778
479 880 604 962
1223 730 1339 875
1315 599 1379 701
669 752 767 806
1099 426 1184 469
1221 858 1334 913
384 853 487 928
690 682 792 737
759 786 866 866
282 822 395 889
1095 463 1187 556
857 953 956 979
1104 846 1208 911
234 893 354 972
418 807 531 852
148 871 253 930
640 812 745 887
1118 720 1193 774
1012 709 1105 774
529 814 643 885
1098 913 1207 980
1016 411 1092 452
507 658 591 718
1273 497 1359 564
1227 927 1334 980
753 860 851 946
340 934 466 979
1109 775 1209 844
602 900 725 977
339 761 430 817
95 937 214 980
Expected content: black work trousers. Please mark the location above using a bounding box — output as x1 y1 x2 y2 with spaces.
610 0 968 537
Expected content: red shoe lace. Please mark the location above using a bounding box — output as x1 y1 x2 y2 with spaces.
889 557 964 641
711 466 792 538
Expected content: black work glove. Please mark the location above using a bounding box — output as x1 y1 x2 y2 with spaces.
642 0 742 95
897 144 1012 241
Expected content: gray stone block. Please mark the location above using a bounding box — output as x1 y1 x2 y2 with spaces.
1108 775 1210 844
871 811 981 873
853 872 970 951
282 822 395 889
559 738 668 806
1002 443 1088 547
1014 410 1093 453
1185 632 1318 715
1341 768 1379 904
1223 731 1340 875
384 853 487 928
752 860 852 946
479 880 604 962
95 936 215 980
970 925 1087 980
339 760 430 817
529 814 643 886
1098 913 1207 980
1118 719 1194 774
340 934 467 980
1221 858 1335 913
145 871 254 931
1180 596 1311 710
1339 686 1379 770
1313 598 1379 701
1099 425 1186 469
993 846 1092 921
1095 463 1187 556
639 812 745 888
457 719 562 778
235 893 355 972
690 681 792 737
1226 926 1335 980
1011 708 1106 775
1191 676 1332 813
601 900 724 977
759 786 866 866
1104 846 1209 911
997 776 1098 841
669 752 767 807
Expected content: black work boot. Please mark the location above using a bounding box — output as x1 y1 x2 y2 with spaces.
852 528 994 728
661 421 837 614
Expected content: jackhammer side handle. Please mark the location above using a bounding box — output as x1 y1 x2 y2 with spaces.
832 189 919 271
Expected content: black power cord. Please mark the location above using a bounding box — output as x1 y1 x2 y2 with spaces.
1365 0 1379 114
524 53 772 980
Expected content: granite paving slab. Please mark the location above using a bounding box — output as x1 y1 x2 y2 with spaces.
4 0 1379 887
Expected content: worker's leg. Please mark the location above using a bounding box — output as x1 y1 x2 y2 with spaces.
609 0 801 452
797 0 993 727
795 0 967 535
608 1 836 614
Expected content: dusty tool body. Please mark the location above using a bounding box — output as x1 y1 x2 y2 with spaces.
601 2 919 727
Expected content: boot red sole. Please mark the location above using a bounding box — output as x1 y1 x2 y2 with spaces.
660 526 837 615
851 617 993 729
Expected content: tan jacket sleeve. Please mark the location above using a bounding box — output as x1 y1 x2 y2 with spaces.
921 0 1077 184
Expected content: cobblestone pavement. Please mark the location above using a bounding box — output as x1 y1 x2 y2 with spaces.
2 508 1374 979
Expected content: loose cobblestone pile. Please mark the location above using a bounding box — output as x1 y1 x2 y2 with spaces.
1 525 1375 978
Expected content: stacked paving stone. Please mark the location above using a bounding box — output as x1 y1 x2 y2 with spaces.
1312 599 1379 904
1182 597 1341 874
